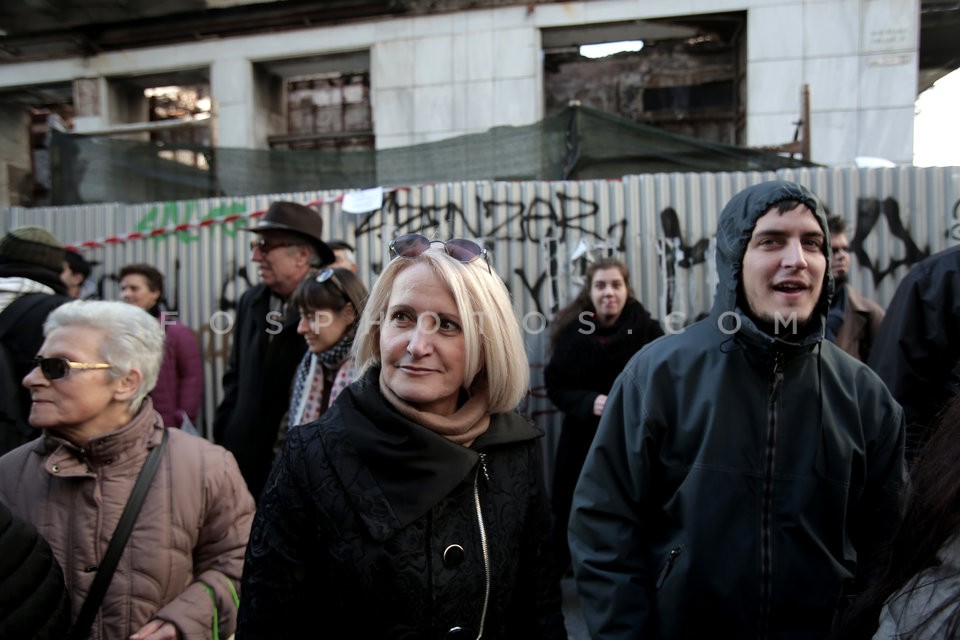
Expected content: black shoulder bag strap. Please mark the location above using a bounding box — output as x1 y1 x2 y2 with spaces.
67 427 169 640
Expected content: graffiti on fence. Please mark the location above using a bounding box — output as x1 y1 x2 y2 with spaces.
354 189 613 245
116 190 942 346
42 171 957 438
947 198 960 241
657 207 715 323
852 197 929 286
133 201 249 245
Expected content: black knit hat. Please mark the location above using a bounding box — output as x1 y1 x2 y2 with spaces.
0 226 65 272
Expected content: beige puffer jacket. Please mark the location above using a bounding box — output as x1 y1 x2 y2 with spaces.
0 398 255 639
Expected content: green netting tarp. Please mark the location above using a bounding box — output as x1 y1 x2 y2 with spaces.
50 105 816 206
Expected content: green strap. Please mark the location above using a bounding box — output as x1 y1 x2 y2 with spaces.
200 577 239 640
226 578 240 608
201 583 220 640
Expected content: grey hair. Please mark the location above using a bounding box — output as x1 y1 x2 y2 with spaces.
44 300 165 412
269 230 321 266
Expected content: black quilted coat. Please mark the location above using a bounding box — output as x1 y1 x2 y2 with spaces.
0 499 71 639
237 368 567 639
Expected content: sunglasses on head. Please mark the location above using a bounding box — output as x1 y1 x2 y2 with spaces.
33 356 112 381
315 267 349 301
389 233 490 273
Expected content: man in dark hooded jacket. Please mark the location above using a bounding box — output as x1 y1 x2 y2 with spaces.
569 180 906 639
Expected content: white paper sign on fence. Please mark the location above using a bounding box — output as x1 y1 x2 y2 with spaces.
342 187 384 214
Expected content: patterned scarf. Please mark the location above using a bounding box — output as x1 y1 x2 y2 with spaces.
379 370 491 447
289 327 357 426
319 325 356 370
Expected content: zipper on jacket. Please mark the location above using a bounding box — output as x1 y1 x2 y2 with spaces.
473 453 491 640
655 546 684 589
759 351 784 639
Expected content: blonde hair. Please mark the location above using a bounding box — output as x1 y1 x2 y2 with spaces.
354 248 529 413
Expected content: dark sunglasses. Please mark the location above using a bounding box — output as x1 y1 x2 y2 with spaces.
250 238 294 254
389 233 490 273
33 356 112 381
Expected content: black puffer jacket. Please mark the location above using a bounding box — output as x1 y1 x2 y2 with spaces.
238 368 567 639
0 499 71 639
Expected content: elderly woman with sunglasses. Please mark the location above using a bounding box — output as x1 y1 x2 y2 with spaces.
0 300 255 640
238 234 567 639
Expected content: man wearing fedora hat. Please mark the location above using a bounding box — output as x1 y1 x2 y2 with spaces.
214 201 335 499
0 227 72 455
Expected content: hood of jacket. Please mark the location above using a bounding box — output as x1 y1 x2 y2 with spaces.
712 179 834 349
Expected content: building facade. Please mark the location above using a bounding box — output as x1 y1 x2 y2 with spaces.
0 0 921 206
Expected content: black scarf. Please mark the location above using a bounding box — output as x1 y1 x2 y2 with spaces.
0 261 68 296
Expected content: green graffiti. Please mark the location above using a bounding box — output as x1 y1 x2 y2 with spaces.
199 201 250 238
133 202 197 245
133 200 251 245
135 206 159 236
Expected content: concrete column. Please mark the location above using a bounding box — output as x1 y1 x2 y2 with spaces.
0 103 30 207
211 58 258 148
73 77 109 133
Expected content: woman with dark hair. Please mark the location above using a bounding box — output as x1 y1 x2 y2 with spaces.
544 257 662 576
287 267 367 427
119 263 203 431
841 392 960 639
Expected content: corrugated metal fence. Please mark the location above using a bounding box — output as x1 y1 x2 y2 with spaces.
4 166 959 453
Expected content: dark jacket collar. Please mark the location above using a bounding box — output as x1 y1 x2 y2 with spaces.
330 367 540 533
248 282 300 328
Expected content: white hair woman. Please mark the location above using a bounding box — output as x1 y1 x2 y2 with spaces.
239 234 566 638
0 300 255 640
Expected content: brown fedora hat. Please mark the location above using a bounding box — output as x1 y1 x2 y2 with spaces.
244 201 335 265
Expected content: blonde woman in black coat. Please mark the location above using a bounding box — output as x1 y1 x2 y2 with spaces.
239 234 567 639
